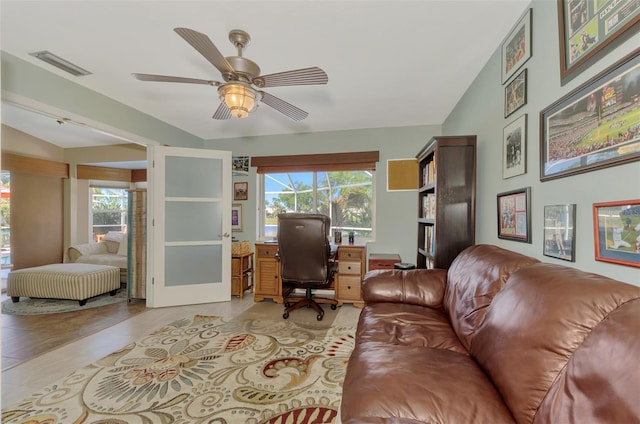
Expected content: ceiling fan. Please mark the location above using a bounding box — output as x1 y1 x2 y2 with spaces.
132 27 328 121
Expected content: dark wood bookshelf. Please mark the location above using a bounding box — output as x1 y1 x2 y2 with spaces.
416 135 476 269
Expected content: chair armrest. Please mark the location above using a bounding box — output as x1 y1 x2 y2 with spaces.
68 243 108 262
362 268 448 309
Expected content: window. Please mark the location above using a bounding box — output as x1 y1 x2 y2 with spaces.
91 187 127 241
261 170 374 240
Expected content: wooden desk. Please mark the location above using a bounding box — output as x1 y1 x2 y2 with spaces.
231 252 253 299
254 241 366 307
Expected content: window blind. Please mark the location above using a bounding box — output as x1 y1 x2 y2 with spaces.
251 151 379 174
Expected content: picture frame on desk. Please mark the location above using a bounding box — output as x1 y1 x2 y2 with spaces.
497 187 531 243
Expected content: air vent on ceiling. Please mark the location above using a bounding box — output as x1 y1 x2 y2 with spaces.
29 50 92 77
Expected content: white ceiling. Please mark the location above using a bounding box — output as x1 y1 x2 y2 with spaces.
1 0 529 148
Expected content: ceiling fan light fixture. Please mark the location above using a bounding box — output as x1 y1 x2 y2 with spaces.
219 83 258 118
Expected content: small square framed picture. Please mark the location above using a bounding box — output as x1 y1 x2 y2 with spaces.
505 68 527 118
592 200 640 268
233 182 248 201
231 204 243 232
497 186 531 243
503 114 527 179
543 204 576 262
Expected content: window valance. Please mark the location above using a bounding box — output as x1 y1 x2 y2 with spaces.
251 151 379 174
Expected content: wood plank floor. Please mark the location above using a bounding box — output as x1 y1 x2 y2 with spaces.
1 294 148 370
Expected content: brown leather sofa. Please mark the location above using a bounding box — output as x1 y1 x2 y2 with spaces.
341 244 640 423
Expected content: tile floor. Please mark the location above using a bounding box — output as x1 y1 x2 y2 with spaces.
1 294 362 408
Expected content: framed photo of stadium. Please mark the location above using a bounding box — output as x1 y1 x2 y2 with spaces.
593 200 640 268
505 68 527 118
557 0 640 85
540 48 640 181
501 8 532 84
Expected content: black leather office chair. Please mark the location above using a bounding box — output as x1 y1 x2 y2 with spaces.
277 213 338 321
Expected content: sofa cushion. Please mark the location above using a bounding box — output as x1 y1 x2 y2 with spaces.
535 298 640 424
117 235 128 256
443 244 539 350
471 263 640 424
103 231 125 253
75 253 127 269
341 342 516 423
362 268 447 309
68 243 108 262
356 302 467 353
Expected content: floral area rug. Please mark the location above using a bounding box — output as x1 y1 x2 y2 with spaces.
2 314 355 424
1 289 127 315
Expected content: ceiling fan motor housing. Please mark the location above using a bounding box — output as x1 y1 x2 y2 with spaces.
225 56 260 83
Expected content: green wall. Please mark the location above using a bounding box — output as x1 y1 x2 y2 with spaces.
2 0 638 284
443 0 640 285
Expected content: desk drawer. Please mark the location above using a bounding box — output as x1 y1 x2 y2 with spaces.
337 275 361 301
256 245 278 258
339 261 361 275
338 247 364 261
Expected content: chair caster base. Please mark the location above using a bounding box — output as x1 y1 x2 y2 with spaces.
283 313 289 319
317 314 324 321
330 304 337 310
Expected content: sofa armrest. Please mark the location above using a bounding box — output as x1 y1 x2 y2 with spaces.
362 268 448 309
68 242 108 262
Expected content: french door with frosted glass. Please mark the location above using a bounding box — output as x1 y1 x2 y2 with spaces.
147 146 231 307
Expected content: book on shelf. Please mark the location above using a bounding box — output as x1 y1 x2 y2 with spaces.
422 193 436 219
424 226 435 255
428 161 435 184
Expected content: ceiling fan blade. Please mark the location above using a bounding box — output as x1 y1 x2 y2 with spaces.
254 67 328 88
174 27 235 76
132 73 220 86
212 103 232 120
259 91 309 121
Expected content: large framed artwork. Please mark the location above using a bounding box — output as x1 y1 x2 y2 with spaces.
543 204 576 262
592 199 640 268
497 187 531 243
540 48 640 181
501 8 532 84
503 114 527 179
557 0 640 85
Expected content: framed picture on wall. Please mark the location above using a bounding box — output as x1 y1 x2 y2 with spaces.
233 182 248 201
503 114 527 179
543 204 576 262
505 68 527 118
501 8 532 84
557 0 640 85
592 199 640 268
497 187 531 243
540 49 640 181
231 204 243 232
